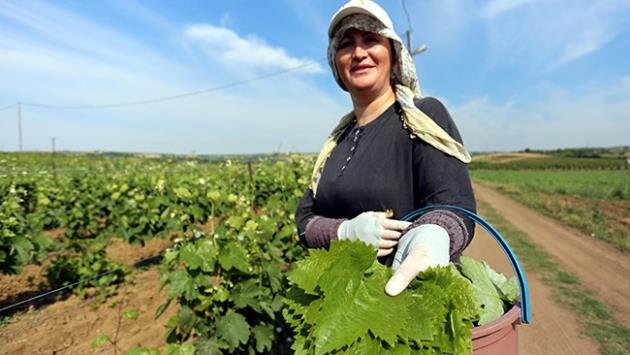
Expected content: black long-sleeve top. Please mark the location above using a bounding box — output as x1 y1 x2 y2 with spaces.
295 97 476 260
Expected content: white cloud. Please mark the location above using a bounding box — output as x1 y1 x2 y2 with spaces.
0 2 340 154
184 24 324 74
483 0 630 72
451 78 630 151
0 1 186 79
482 0 533 19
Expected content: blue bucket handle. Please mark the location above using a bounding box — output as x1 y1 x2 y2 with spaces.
401 205 531 324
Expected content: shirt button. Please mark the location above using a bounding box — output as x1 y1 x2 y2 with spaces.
350 146 356 151
341 165 346 170
346 156 352 162
354 129 361 135
353 136 359 142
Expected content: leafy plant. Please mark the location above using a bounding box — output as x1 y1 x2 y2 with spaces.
46 243 128 300
284 240 480 354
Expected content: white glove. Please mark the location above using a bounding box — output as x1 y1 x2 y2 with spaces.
337 211 411 257
385 224 450 296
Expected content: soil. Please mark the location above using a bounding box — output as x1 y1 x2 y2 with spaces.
1 186 627 354
0 269 177 355
0 238 175 355
465 215 600 354
473 183 630 326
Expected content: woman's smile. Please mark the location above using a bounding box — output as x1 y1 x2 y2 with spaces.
335 28 392 95
350 63 375 74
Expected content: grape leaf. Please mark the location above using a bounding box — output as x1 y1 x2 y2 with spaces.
180 243 202 270
218 241 250 273
215 310 250 351
252 324 274 352
458 257 505 325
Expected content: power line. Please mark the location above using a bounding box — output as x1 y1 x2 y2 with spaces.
0 103 17 112
20 58 326 110
402 0 413 33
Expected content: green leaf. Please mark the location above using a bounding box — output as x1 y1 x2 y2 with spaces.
164 341 195 355
482 261 519 303
194 336 226 355
91 335 111 348
168 269 196 301
458 257 505 325
217 241 250 273
178 305 196 336
313 241 375 297
284 240 479 354
226 215 244 229
215 310 250 351
231 279 267 313
197 239 216 272
174 187 192 199
252 324 274 352
125 347 160 355
313 266 409 353
122 309 139 320
155 298 172 319
180 243 203 270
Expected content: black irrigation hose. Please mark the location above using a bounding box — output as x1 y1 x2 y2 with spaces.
0 251 165 317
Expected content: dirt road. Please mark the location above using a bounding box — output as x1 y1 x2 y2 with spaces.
466 182 630 355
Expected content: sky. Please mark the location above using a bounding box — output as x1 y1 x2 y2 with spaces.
0 0 629 154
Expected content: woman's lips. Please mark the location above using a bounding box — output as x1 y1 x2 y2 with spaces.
350 65 375 74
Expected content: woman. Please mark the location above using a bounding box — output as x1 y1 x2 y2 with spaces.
295 0 476 297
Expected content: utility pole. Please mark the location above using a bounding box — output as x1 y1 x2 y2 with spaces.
402 0 427 57
17 102 23 151
406 31 427 57
50 137 57 178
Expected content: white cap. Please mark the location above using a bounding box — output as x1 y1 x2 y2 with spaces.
328 0 394 38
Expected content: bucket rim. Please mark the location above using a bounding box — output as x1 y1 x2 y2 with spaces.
471 304 521 338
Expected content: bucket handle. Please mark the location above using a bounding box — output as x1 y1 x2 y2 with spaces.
401 205 531 324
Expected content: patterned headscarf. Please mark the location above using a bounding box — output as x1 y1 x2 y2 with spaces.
310 14 471 197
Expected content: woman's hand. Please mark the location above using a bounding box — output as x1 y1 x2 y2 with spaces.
385 224 450 296
337 211 411 257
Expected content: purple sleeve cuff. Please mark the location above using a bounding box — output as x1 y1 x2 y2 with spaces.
303 216 346 249
403 209 470 258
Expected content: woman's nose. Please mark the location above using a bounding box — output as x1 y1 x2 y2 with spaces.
351 44 368 60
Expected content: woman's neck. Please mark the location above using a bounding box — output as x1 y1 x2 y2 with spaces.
351 87 396 127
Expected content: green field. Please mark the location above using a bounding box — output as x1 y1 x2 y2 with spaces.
471 170 629 201
471 157 630 253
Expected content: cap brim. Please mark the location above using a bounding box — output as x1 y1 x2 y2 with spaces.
328 7 379 38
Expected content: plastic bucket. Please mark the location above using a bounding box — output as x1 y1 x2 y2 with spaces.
402 205 530 355
472 304 521 354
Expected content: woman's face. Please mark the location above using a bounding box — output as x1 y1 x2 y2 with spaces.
335 28 393 96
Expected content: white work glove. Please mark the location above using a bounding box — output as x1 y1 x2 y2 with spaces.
385 224 450 296
337 211 411 257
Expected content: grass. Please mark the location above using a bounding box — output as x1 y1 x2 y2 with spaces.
471 170 629 200
471 170 630 253
478 200 630 355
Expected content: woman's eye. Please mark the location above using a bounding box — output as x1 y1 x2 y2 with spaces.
339 40 352 48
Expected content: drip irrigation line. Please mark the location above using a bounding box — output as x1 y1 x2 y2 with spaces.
20 58 326 110
0 268 159 344
0 251 165 317
0 298 97 341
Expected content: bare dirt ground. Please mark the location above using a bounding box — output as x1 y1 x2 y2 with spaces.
1 189 627 354
467 182 630 355
0 238 174 355
0 268 177 354
472 152 549 163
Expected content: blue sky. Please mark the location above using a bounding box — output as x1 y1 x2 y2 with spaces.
0 0 628 154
